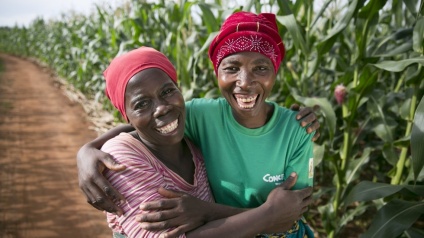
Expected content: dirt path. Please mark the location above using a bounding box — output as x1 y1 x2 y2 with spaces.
0 54 111 238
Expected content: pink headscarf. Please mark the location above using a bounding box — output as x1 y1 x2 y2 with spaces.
104 46 177 122
208 11 285 74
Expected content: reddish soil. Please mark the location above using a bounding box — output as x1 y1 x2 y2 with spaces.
0 54 111 238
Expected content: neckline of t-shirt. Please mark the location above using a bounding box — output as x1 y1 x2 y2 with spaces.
121 133 199 188
222 99 280 136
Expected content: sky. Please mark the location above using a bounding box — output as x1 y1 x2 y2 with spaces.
0 0 337 28
0 0 122 27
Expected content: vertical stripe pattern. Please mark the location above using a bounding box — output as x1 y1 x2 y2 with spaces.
102 133 214 238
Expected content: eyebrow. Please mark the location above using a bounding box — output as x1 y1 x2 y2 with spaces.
221 57 272 66
130 94 144 105
252 58 272 65
221 59 242 65
161 82 176 89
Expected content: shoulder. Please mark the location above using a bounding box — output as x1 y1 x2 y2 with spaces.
186 98 225 110
279 106 314 142
101 133 150 165
274 104 313 138
274 104 299 125
102 133 136 152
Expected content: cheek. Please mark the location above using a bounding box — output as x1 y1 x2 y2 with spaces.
261 76 276 90
265 79 275 89
172 94 186 108
217 75 232 90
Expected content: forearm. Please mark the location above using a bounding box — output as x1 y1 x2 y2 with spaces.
187 205 268 238
186 174 311 238
202 202 248 222
87 124 134 149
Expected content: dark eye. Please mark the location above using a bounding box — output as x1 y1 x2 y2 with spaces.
223 66 239 73
255 66 269 71
135 100 149 110
162 87 176 96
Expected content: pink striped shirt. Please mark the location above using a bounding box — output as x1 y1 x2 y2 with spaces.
102 133 214 238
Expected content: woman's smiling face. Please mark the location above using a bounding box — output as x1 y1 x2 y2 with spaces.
217 51 276 124
124 68 185 146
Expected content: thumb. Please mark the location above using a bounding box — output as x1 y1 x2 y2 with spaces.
279 172 298 190
101 154 126 171
158 187 184 198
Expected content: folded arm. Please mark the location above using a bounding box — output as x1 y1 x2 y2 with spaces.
137 173 313 238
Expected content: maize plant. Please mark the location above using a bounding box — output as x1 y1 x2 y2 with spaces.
0 0 423 237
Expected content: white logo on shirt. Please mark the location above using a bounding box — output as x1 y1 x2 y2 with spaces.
309 158 314 179
263 173 285 185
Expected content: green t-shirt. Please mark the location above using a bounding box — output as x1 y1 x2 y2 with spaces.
185 98 314 208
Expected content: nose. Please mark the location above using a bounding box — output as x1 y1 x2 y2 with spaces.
153 101 171 118
236 70 253 89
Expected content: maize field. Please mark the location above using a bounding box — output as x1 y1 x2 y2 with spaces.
0 0 423 237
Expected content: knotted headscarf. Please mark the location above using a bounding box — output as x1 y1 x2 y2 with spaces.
208 11 285 74
104 46 177 122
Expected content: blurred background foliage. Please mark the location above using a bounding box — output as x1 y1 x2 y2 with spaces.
0 0 423 237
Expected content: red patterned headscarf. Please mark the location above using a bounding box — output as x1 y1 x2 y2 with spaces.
208 11 285 74
104 46 177 122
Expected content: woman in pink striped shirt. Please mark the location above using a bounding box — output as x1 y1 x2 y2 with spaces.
100 46 312 238
100 46 215 237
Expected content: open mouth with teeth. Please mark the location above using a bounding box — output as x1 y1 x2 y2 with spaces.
234 94 258 109
156 119 178 134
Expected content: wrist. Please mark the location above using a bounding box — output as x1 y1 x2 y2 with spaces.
256 203 273 234
203 203 248 222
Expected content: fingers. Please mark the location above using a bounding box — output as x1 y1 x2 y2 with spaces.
299 113 317 128
278 172 298 190
82 184 124 216
138 220 172 231
140 199 178 211
306 120 320 134
80 171 125 215
295 107 313 120
296 105 320 120
302 192 313 206
312 131 320 142
101 154 126 171
298 186 313 202
299 192 312 218
82 187 104 211
92 174 126 204
157 187 185 198
136 210 178 224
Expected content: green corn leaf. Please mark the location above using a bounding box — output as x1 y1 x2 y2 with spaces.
404 227 424 237
411 95 424 181
346 148 372 184
403 0 418 15
372 57 424 72
317 0 359 54
361 200 424 238
413 17 424 55
345 181 424 204
358 0 387 18
313 143 325 167
277 14 310 57
198 3 219 33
